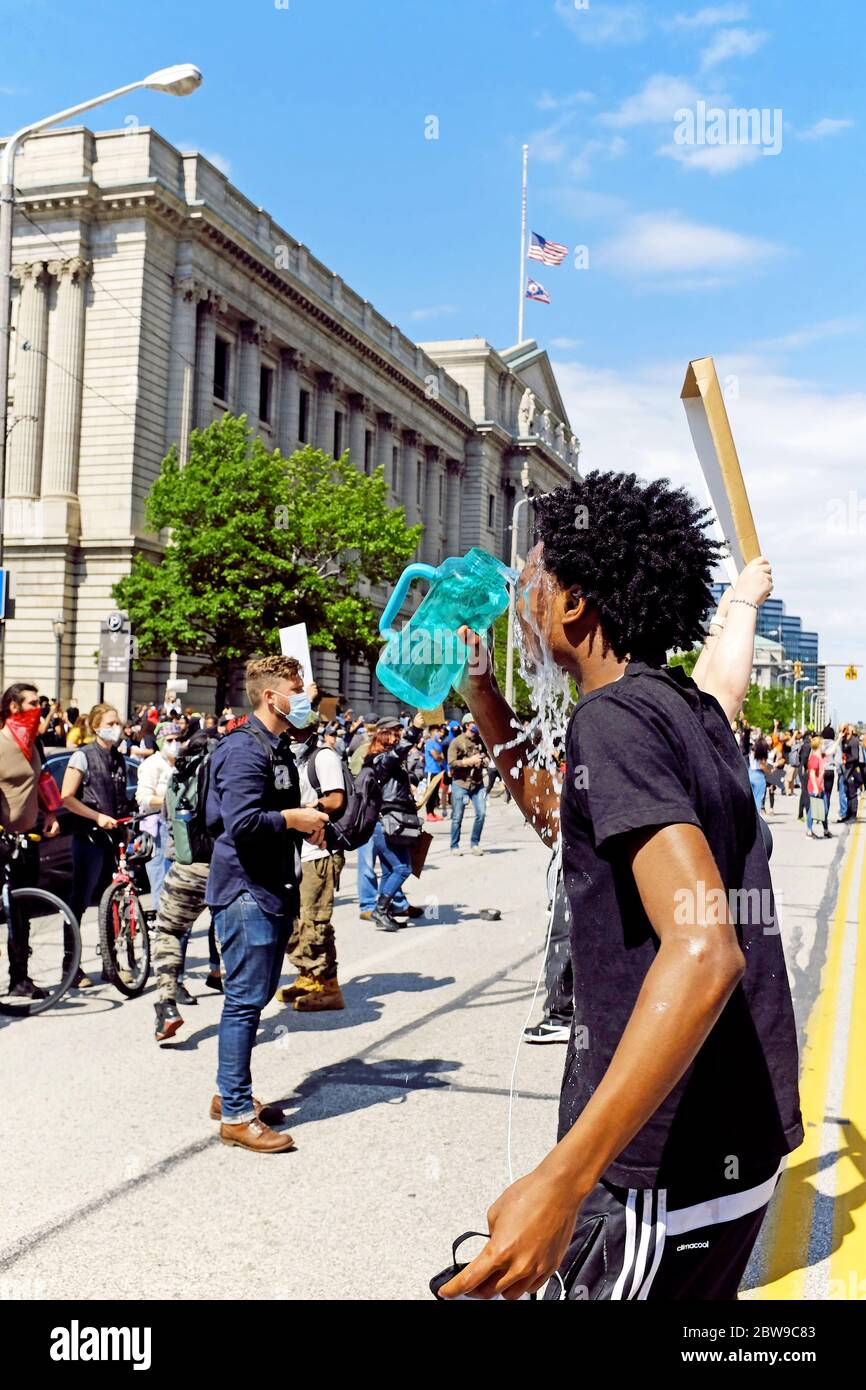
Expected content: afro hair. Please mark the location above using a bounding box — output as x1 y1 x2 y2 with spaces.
533 469 722 666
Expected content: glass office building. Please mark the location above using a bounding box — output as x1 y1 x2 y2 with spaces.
709 584 819 686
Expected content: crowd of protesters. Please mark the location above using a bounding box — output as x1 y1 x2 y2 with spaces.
737 718 863 838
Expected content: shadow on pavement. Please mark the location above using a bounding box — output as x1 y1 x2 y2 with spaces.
271 1054 462 1128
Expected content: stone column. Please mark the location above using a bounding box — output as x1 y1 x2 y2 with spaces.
376 412 395 493
348 393 367 471
446 457 463 557
41 257 91 497
238 321 264 435
7 262 49 499
315 372 335 454
194 291 225 430
165 275 205 465
401 430 421 529
423 445 443 563
278 348 303 455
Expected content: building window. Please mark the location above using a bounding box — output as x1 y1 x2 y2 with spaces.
299 389 310 443
213 337 230 403
488 492 495 530
333 411 343 458
259 365 274 425
364 429 373 473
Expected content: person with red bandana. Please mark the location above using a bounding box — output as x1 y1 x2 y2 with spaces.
0 682 63 998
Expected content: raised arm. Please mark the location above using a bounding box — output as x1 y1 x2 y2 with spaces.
455 626 560 846
692 558 773 724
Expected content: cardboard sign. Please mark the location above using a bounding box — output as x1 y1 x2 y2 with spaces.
415 771 444 810
278 622 313 686
681 357 760 584
410 830 434 880
318 696 339 721
420 705 446 726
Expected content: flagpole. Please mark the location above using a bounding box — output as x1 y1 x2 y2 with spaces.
517 143 528 344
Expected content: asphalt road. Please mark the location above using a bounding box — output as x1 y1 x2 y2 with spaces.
0 788 861 1301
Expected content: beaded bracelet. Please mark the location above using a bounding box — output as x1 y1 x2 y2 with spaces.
730 598 758 611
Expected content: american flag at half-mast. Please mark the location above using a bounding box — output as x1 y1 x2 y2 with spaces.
528 230 568 266
525 278 551 304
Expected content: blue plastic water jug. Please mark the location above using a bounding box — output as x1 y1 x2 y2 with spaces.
376 548 517 707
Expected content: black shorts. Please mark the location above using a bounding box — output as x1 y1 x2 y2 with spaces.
544 1160 783 1301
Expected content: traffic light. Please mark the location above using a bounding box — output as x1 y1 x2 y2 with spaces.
845 665 858 681
793 661 803 680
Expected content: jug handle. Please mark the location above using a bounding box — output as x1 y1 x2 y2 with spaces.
378 563 438 639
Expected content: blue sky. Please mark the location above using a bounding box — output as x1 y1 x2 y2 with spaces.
3 0 864 715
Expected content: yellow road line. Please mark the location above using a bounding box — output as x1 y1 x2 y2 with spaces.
828 825 866 1299
750 824 862 1298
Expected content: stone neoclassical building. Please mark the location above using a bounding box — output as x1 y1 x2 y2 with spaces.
1 124 580 712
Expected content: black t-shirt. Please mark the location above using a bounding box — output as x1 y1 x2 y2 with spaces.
558 662 803 1191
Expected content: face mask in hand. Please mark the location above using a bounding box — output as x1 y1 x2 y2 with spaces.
96 725 122 745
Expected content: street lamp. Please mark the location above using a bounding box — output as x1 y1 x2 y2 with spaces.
0 64 202 574
52 611 64 702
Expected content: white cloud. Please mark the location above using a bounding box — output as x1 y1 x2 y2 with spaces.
596 211 782 280
798 117 854 141
570 135 627 179
553 0 648 46
550 336 584 349
554 356 866 717
202 150 231 176
599 74 704 127
537 90 594 111
528 116 575 164
752 318 862 352
668 4 750 27
700 27 768 69
408 304 457 322
660 140 762 173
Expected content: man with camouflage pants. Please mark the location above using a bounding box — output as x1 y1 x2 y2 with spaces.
153 860 214 1042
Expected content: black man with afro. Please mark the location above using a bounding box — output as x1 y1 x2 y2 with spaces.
440 469 802 1302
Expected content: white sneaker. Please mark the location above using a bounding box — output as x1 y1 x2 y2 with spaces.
471 846 483 856
450 847 463 856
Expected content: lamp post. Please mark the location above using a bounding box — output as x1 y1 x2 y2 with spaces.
0 65 202 676
52 611 64 702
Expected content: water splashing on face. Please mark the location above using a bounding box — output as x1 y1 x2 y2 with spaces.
494 557 573 832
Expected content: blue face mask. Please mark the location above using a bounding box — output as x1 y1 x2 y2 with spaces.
275 692 312 729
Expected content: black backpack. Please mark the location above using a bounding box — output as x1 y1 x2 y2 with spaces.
304 746 384 852
166 739 216 865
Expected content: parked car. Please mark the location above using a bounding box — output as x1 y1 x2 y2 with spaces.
37 749 140 902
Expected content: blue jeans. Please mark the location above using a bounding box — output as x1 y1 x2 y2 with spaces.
748 770 766 813
213 891 290 1122
839 771 849 819
451 783 486 848
146 820 169 911
358 823 411 912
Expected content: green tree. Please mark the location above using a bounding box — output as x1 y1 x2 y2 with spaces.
742 684 798 730
668 646 701 678
114 415 422 708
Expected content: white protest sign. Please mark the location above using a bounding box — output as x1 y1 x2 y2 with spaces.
278 622 313 686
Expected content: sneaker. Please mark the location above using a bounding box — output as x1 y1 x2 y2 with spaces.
524 1020 571 1045
450 847 463 856
823 830 834 839
359 910 374 922
426 812 444 822
71 967 93 989
154 999 184 1042
176 981 198 1007
471 846 484 856
204 970 223 993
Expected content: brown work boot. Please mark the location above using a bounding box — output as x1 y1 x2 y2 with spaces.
275 972 316 1004
293 976 345 1012
209 1094 285 1125
218 1117 295 1153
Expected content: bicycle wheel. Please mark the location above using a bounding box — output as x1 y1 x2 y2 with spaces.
98 879 151 997
0 887 82 1017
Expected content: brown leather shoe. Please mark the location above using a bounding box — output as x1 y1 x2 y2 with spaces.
209 1094 285 1125
219 1117 295 1153
293 977 345 1011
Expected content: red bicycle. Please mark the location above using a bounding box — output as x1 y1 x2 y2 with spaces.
95 816 155 998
